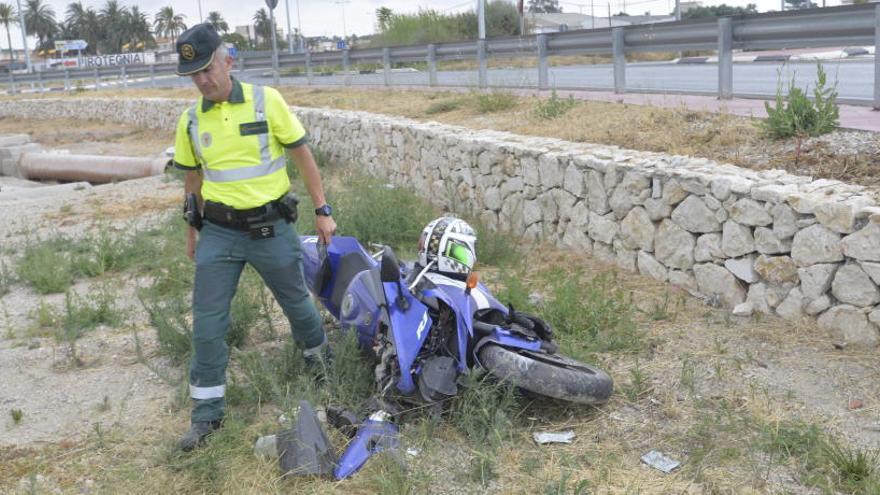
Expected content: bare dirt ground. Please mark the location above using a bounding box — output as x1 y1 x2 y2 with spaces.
0 104 878 493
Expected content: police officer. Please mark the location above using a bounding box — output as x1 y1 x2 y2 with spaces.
171 24 336 451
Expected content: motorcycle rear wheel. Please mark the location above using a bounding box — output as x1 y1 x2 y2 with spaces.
478 344 613 405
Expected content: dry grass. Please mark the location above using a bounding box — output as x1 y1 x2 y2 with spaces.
4 85 876 186
3 242 877 493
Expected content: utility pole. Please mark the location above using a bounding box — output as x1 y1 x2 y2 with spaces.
197 0 203 23
478 0 486 40
296 0 304 52
267 0 279 86
285 0 294 53
592 0 595 29
675 0 681 21
607 2 612 28
335 0 350 43
14 0 30 73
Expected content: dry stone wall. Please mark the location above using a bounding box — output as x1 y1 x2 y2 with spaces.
2 97 879 347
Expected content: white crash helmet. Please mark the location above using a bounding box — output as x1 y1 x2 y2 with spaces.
418 216 477 276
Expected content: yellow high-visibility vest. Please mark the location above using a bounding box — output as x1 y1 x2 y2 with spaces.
173 78 308 209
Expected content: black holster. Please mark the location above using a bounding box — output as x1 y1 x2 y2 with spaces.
183 193 203 231
276 192 300 224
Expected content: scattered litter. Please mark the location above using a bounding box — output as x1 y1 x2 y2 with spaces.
848 399 864 410
832 342 847 350
641 450 681 473
278 413 290 425
610 413 626 421
649 397 661 406
406 448 420 457
533 431 576 444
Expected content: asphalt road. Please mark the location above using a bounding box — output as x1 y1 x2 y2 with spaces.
127 59 874 102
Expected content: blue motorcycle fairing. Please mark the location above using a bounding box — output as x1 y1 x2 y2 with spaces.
422 288 470 373
301 236 377 318
333 418 400 480
382 280 432 394
339 270 384 348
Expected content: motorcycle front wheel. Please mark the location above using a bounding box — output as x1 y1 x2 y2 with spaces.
478 344 613 405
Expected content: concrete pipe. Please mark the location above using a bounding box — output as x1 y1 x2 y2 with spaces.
17 153 167 184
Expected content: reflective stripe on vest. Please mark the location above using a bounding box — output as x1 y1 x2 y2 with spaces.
187 104 205 165
192 84 287 183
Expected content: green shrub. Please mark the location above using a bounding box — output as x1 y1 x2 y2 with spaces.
474 91 517 114
821 440 879 493
332 176 436 252
543 271 643 355
140 295 192 364
71 227 142 277
533 90 579 120
17 242 74 294
0 260 12 296
425 99 462 115
760 62 839 140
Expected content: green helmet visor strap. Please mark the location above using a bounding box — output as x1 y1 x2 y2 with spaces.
445 241 473 267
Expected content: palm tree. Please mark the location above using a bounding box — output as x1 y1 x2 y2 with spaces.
253 8 272 49
124 6 153 51
206 11 228 34
99 0 127 53
154 6 186 46
0 3 15 61
64 2 98 54
376 7 392 32
24 0 58 51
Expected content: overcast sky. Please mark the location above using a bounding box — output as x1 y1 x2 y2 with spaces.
1 0 850 50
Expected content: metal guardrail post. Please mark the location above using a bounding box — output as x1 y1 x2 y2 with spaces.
305 51 313 85
238 54 244 72
343 49 351 86
94 68 100 91
64 69 70 91
427 44 437 87
149 64 156 88
537 34 549 90
383 47 391 86
37 71 43 92
718 17 733 100
8 70 15 94
121 65 127 88
612 28 626 94
478 39 488 89
874 5 879 110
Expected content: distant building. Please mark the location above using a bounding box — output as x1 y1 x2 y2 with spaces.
527 12 676 33
840 0 878 4
679 1 703 13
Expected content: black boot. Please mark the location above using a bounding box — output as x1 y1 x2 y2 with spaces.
179 420 223 452
303 339 334 382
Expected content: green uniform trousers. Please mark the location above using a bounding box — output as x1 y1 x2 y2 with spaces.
189 217 324 422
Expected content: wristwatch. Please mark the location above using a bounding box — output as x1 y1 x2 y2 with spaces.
315 204 333 216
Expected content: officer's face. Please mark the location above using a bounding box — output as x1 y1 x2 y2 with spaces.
190 54 234 102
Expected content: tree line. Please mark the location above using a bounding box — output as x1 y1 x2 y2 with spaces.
0 1 289 62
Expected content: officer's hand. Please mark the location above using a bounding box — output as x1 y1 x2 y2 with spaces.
315 215 336 245
186 227 198 261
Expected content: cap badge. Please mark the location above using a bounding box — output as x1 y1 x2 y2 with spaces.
181 44 196 61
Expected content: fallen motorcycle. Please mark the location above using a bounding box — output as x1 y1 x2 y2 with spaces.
300 234 613 408
279 223 613 479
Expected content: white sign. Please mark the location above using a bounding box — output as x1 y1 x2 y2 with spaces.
54 39 88 51
80 52 155 68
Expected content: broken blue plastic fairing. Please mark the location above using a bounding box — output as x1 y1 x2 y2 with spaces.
333 411 400 480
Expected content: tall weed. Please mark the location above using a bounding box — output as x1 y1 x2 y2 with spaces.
17 241 74 294
760 62 839 140
474 91 517 114
533 90 579 120
543 271 643 355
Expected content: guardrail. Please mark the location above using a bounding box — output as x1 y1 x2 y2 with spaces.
4 3 879 108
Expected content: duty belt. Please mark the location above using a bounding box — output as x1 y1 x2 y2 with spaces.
203 200 283 231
